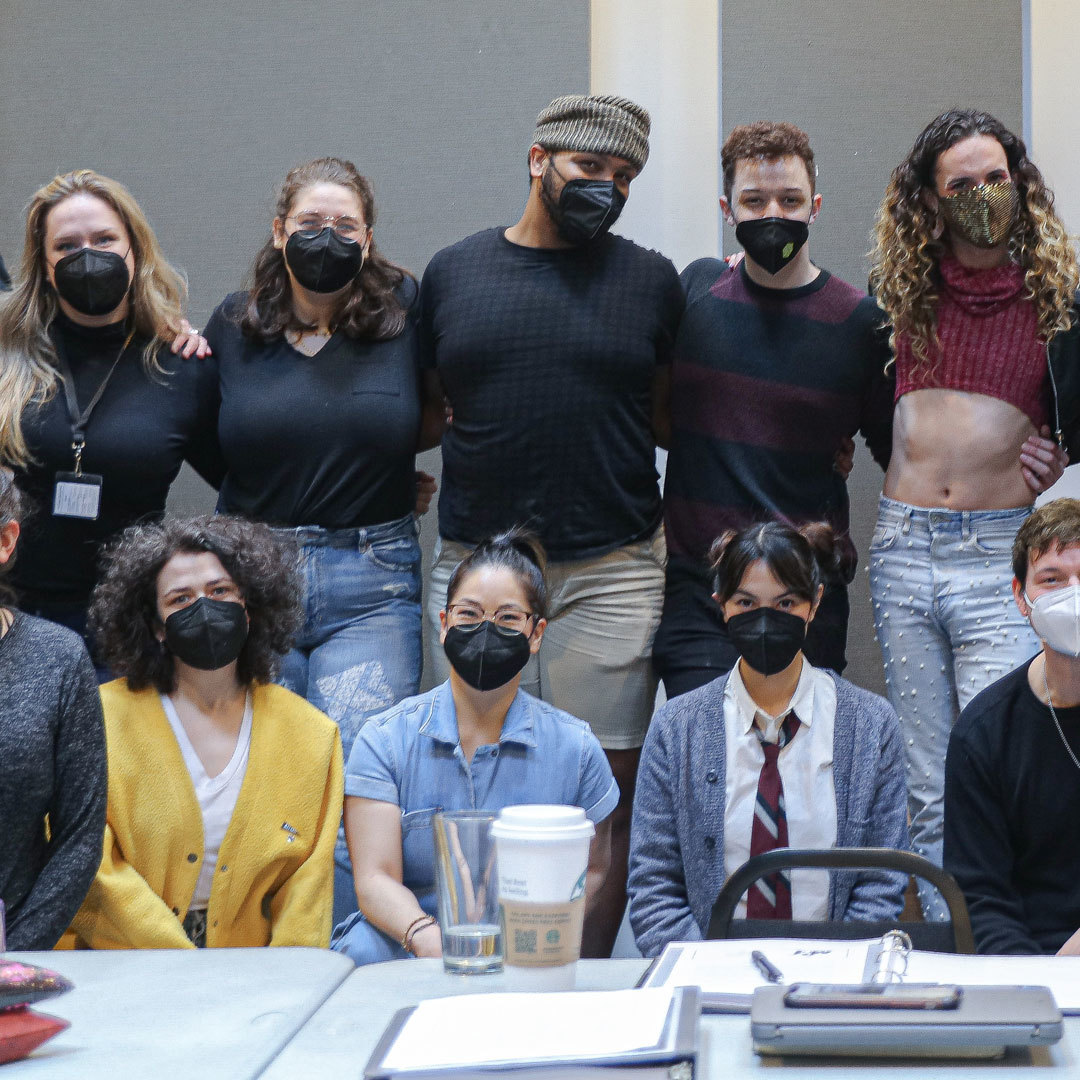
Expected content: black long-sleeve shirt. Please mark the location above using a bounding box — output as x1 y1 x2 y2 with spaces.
944 659 1080 954
12 314 222 610
0 613 106 949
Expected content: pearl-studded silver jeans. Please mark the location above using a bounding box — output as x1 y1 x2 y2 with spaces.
868 496 1039 920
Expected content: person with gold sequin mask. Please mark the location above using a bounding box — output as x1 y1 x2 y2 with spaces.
868 110 1080 924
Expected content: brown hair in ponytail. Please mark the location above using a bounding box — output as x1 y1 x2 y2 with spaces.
445 527 548 619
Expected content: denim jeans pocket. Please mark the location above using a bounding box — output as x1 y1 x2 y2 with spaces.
870 523 901 551
968 525 1020 556
367 534 420 572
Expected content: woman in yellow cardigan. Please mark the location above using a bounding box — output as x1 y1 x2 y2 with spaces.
66 515 343 949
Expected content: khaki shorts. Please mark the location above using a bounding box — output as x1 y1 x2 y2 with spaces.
426 529 667 750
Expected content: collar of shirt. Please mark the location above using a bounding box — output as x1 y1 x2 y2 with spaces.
727 657 817 742
418 681 538 750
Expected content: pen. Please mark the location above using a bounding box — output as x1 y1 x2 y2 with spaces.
751 949 784 984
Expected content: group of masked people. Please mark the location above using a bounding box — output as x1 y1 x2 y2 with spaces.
3 91 1080 963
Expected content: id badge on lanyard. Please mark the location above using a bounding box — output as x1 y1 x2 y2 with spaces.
51 328 133 521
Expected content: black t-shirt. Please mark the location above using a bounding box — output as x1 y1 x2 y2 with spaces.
12 314 222 608
420 227 684 560
944 659 1080 954
205 282 421 529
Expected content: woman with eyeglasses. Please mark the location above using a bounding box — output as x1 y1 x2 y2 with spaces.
330 529 618 965
203 157 440 923
0 170 218 647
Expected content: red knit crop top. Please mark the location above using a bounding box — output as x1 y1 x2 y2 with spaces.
893 256 1048 430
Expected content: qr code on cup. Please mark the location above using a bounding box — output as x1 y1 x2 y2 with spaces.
514 929 537 954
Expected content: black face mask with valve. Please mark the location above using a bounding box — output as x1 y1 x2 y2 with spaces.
164 597 248 671
284 227 365 293
735 217 810 275
53 248 131 316
443 621 532 691
725 607 807 676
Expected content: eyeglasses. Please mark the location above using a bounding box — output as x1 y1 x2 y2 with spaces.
286 213 369 241
446 604 538 634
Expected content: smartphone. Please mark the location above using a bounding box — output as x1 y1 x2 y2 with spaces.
783 982 962 1010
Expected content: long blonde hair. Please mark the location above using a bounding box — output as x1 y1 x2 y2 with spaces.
0 170 189 466
869 109 1078 373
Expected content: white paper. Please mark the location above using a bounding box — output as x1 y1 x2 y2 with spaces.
648 938 878 996
907 951 1080 1012
380 988 674 1071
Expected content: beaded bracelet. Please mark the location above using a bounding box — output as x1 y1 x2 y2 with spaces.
401 914 438 954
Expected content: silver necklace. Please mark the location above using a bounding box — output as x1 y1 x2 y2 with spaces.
1042 664 1080 773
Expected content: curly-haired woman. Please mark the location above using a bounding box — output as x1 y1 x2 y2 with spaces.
203 158 439 923
64 515 343 949
0 170 218 645
868 109 1080 918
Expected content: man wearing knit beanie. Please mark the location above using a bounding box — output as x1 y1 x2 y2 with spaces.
419 93 684 957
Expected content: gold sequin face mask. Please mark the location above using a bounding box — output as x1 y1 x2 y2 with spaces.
939 181 1019 249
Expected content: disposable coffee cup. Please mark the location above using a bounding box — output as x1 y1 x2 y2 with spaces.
491 804 594 986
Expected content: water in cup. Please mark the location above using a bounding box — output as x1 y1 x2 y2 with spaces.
441 922 503 972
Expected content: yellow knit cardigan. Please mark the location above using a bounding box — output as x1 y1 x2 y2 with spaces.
64 679 343 950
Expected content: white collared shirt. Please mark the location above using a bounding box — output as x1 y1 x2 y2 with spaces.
723 659 838 919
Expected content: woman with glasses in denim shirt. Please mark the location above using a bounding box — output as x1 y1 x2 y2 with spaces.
331 529 619 965
203 158 442 924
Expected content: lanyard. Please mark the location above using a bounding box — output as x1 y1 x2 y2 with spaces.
53 327 135 475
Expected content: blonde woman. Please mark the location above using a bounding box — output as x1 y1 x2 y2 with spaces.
0 170 219 644
868 109 1080 919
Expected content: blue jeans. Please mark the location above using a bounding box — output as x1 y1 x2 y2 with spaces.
275 513 423 926
868 496 1039 919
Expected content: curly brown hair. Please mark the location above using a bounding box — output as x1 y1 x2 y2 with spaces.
238 157 414 344
870 109 1078 372
1012 497 1080 583
721 121 816 200
88 515 302 692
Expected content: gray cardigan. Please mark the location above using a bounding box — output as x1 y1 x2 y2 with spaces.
627 670 910 957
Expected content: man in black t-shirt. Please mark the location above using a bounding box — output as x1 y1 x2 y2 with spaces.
944 498 1080 954
420 94 684 957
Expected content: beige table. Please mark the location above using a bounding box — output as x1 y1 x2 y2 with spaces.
7 947 353 1079
264 957 1080 1078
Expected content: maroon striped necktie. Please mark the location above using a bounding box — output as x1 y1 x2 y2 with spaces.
746 712 802 919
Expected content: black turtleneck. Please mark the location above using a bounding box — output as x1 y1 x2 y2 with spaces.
12 314 222 616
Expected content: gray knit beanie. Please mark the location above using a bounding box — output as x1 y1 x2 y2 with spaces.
532 94 651 171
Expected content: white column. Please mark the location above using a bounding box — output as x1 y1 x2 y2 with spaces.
590 0 721 271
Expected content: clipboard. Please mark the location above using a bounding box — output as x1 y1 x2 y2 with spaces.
364 986 700 1079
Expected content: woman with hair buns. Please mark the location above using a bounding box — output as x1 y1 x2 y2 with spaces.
0 170 219 644
330 529 618 965
627 520 909 958
0 469 107 950
203 157 439 923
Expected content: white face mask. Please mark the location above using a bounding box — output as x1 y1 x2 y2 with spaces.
1025 584 1080 657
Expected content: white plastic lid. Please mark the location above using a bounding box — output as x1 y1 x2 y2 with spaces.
490 804 594 842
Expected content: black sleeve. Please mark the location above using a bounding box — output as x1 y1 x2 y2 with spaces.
417 259 440 370
858 305 895 471
654 259 687 366
943 722 1042 955
1050 300 1080 460
182 351 225 490
8 647 106 950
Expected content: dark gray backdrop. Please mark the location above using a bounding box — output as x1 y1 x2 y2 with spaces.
0 0 589 689
721 0 1023 692
1 0 1024 695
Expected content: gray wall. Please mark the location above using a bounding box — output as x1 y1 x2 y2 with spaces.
0 0 588 689
720 0 1023 693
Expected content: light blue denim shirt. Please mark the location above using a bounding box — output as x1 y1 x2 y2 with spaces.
345 680 619 913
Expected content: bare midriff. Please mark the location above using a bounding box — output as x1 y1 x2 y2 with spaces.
884 388 1037 510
